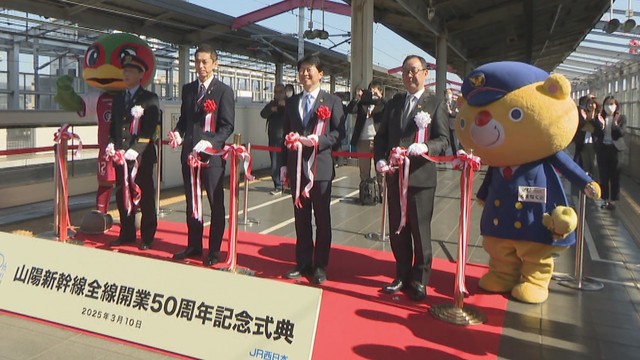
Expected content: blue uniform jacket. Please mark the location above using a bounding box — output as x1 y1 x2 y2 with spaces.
477 151 592 247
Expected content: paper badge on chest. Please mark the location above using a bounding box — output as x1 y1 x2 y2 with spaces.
518 186 547 204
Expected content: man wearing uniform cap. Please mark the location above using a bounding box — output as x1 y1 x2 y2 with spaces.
108 54 160 250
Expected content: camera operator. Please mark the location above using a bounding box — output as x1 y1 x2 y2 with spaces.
346 80 386 192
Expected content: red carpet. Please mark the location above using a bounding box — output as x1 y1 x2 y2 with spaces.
65 221 506 359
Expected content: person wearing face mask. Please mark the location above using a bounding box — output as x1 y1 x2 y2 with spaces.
346 80 386 198
444 88 459 154
260 83 287 195
593 95 626 210
573 94 598 180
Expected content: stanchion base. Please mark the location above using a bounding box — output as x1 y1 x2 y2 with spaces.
551 272 574 281
38 229 77 242
219 267 255 276
559 277 604 291
157 208 173 218
365 232 389 242
238 218 261 226
429 303 487 325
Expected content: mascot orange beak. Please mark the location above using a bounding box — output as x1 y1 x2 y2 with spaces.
83 64 125 91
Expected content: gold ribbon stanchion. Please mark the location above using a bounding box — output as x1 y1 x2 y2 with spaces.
365 173 389 242
220 134 255 276
429 150 486 325
238 142 260 226
47 124 80 244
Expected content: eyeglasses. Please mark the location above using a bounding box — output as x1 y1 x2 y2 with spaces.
402 68 426 76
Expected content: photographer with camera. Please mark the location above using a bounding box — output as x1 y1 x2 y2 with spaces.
346 80 386 204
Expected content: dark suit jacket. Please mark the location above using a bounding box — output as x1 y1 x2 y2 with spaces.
260 100 285 143
174 78 235 167
109 86 159 164
346 97 386 146
374 91 450 188
593 112 626 151
280 89 346 182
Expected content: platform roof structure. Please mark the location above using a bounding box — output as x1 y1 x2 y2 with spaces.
0 0 400 87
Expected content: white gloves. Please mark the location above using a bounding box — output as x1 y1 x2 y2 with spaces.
193 140 212 153
298 135 318 147
171 131 183 146
280 166 288 186
407 143 428 156
105 143 115 157
376 160 391 174
124 149 139 161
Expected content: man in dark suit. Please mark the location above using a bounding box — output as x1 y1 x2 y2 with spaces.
373 55 449 301
260 83 286 195
169 44 235 266
280 54 346 284
346 80 386 193
107 55 159 250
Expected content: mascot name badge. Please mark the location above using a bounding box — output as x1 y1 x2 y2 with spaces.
518 186 546 204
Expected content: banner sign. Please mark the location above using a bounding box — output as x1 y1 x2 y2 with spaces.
0 233 322 360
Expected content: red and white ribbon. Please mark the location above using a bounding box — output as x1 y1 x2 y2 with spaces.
388 146 411 233
168 131 181 149
53 124 83 231
53 124 83 157
187 151 207 222
130 105 144 135
187 144 255 223
420 150 481 297
106 150 141 216
283 119 326 208
202 99 217 133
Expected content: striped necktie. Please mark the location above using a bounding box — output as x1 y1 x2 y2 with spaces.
197 83 206 106
302 93 313 126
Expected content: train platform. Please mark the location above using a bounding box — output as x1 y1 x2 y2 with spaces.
1 164 639 359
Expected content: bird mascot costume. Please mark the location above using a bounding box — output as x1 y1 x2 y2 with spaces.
55 33 156 233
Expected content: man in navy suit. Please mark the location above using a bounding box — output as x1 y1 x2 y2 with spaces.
374 55 449 301
108 55 159 251
170 44 235 266
280 54 346 284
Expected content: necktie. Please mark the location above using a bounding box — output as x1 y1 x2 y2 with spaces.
503 166 512 180
125 90 132 107
302 93 313 126
197 83 206 106
401 95 414 127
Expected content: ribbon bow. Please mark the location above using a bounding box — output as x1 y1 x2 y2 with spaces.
388 146 410 233
106 149 141 216
53 124 83 157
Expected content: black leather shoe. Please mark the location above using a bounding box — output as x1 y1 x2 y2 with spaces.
110 238 134 247
172 247 202 260
285 265 312 279
138 242 152 251
204 252 220 267
382 279 405 294
409 282 426 301
312 267 327 284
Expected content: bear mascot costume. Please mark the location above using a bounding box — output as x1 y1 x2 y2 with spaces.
455 61 601 303
55 33 155 233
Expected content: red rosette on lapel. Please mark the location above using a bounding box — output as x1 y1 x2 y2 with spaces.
203 99 217 132
316 105 331 121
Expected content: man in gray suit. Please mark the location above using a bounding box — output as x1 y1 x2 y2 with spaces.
374 55 450 301
280 54 346 284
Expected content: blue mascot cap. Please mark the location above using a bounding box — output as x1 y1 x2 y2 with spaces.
461 61 549 106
